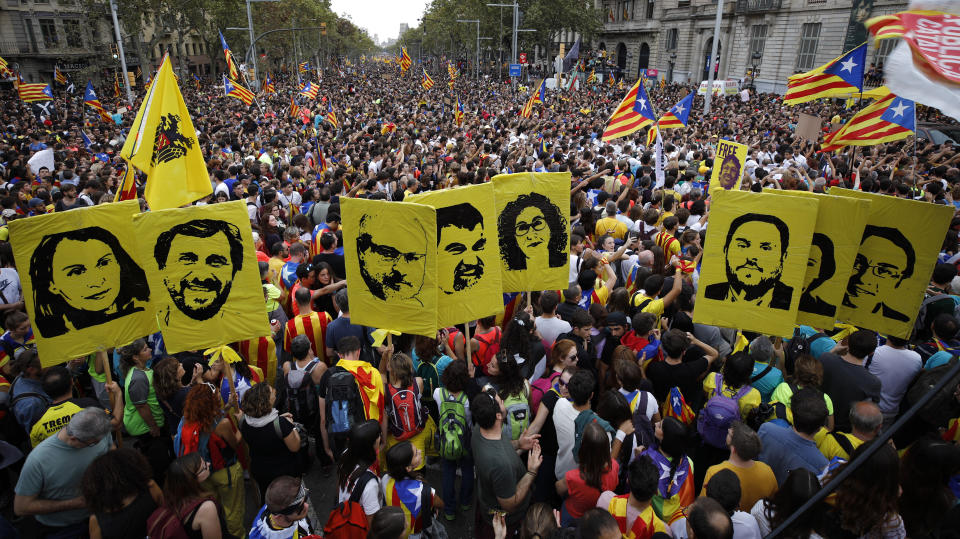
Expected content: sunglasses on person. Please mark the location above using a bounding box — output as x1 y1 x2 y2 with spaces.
276 481 310 516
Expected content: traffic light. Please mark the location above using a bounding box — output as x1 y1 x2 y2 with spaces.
110 44 119 59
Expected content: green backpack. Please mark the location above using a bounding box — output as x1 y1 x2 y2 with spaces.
503 385 531 441
437 388 469 460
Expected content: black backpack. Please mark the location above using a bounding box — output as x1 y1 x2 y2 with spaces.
783 328 827 376
325 366 367 439
904 356 960 429
283 359 321 430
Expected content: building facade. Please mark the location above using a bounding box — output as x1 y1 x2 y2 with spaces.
595 0 906 92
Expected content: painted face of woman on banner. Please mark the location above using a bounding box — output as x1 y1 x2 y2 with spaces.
498 192 568 271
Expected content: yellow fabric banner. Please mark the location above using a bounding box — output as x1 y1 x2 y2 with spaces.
131 201 270 353
120 55 211 210
9 201 154 365
764 190 871 329
340 198 438 337
694 190 817 336
708 139 748 193
831 188 954 338
407 183 503 328
491 172 571 293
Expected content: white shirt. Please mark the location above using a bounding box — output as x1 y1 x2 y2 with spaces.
617 388 658 421
671 511 761 539
553 398 580 480
338 467 383 516
867 344 922 420
0 268 22 305
535 316 572 347
750 499 823 539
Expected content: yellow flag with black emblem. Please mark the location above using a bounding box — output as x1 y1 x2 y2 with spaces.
694 190 817 336
491 172 571 293
831 188 954 338
708 139 748 193
407 183 503 328
340 198 438 337
9 201 154 366
131 201 270 353
764 190 871 329
121 54 211 210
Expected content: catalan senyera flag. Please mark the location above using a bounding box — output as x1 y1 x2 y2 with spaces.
114 74 122 97
18 80 53 103
455 96 464 127
263 74 276 94
120 54 211 211
299 81 318 99
820 88 915 152
236 336 277 386
520 79 546 118
0 56 12 78
284 311 332 364
223 76 255 106
784 44 867 105
326 103 339 129
400 47 412 72
219 30 239 81
84 81 112 122
54 66 67 85
601 78 656 142
587 69 596 84
113 161 138 202
421 69 435 90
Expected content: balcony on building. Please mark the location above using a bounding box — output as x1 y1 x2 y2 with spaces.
735 0 782 13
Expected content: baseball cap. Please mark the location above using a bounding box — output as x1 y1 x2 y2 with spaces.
607 311 629 327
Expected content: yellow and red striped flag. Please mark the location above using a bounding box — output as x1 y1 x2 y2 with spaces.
400 47 412 72
114 161 138 202
586 69 596 84
421 69 435 90
84 81 112 121
0 56 12 78
784 44 866 105
54 66 67 85
284 311 332 364
114 73 121 97
820 88 915 153
455 96 464 127
520 79 545 118
235 337 277 386
223 76 255 106
601 78 656 142
326 102 338 129
289 94 300 118
219 31 239 81
299 81 319 99
18 78 53 103
263 73 276 94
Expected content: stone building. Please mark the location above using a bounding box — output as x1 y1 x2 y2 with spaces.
594 0 906 92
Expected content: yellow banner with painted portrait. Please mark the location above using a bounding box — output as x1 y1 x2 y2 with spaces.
708 139 748 193
407 183 503 328
340 198 438 337
693 190 817 336
131 200 270 353
764 190 871 329
491 172 571 293
831 188 954 338
9 201 155 366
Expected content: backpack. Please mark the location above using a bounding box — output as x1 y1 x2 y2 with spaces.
904 355 960 428
783 328 826 375
530 371 561 414
386 382 427 441
323 470 376 539
417 360 441 404
628 391 657 450
173 416 234 471
436 388 469 460
473 327 501 373
697 373 752 448
503 385 531 441
326 366 368 437
628 292 654 320
573 409 614 462
146 498 210 539
914 293 960 341
285 359 321 429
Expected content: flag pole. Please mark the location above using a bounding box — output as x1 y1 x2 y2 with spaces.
235 62 265 117
912 106 918 187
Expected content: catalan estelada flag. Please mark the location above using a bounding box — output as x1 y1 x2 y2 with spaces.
496 292 521 327
223 76 255 106
54 66 67 85
298 61 310 73
820 88 915 152
84 81 112 122
219 30 239 81
192 73 201 90
784 44 866 105
300 81 318 99
602 78 656 142
326 103 338 129
113 162 138 202
263 74 276 94
120 54 211 210
520 79 545 118
400 47 412 72
647 92 694 146
384 477 427 537
18 80 53 103
421 69 435 90
455 96 464 127
289 94 300 119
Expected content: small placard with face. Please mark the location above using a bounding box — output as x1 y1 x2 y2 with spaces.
708 139 748 193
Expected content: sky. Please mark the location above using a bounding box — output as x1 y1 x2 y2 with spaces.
329 0 431 45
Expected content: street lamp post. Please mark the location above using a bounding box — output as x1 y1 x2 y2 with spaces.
703 0 725 114
749 51 762 91
479 37 493 77
457 19 481 80
108 0 133 105
226 0 280 91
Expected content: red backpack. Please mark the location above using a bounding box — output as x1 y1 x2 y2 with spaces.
386 382 427 441
472 327 501 374
324 471 376 538
146 499 210 539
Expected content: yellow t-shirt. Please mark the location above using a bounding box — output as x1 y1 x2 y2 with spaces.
815 430 864 461
702 373 762 418
629 294 665 326
595 217 628 240
700 460 778 512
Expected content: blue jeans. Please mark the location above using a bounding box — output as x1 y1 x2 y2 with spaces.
441 456 474 515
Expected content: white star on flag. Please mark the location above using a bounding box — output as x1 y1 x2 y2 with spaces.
674 103 685 115
637 97 647 110
840 57 858 73
889 99 909 118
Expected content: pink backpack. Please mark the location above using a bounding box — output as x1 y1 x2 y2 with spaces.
530 371 561 414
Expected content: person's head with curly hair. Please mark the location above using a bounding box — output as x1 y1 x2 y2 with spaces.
182 383 222 431
152 357 184 402
831 440 901 537
241 382 275 419
80 448 152 514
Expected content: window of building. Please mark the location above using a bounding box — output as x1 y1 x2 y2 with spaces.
874 38 898 67
39 19 58 48
63 19 83 48
647 0 655 18
796 22 821 71
666 28 678 51
749 24 767 59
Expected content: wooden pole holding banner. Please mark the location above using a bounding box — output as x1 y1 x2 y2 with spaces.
98 350 122 447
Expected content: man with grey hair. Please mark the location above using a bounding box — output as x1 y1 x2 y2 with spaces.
748 336 784 403
15 407 112 535
817 400 883 462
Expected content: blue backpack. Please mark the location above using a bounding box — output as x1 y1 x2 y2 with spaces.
697 373 752 448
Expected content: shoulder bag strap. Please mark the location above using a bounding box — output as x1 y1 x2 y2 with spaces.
751 362 774 383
